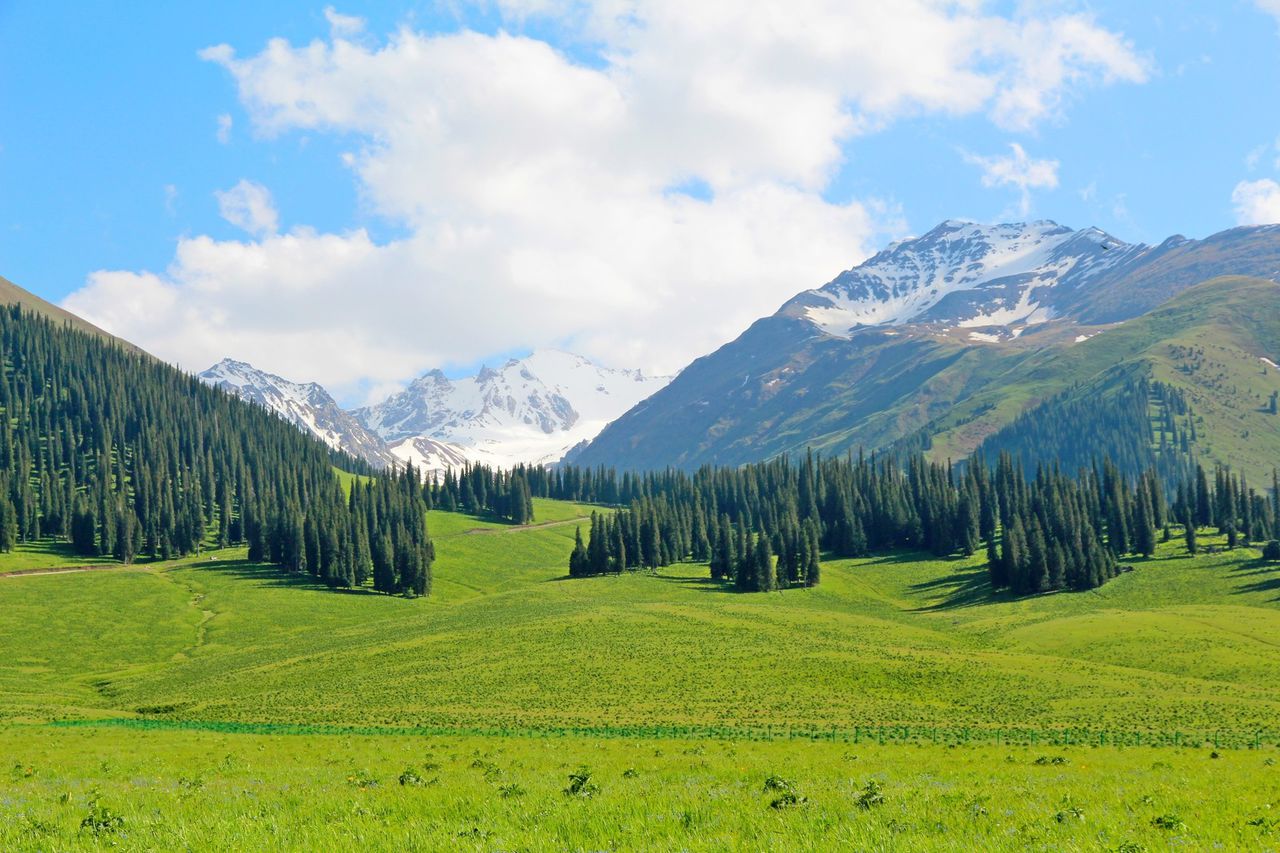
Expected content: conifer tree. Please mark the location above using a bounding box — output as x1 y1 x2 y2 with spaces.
569 526 588 577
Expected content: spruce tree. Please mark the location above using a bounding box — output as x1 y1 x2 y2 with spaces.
569 526 588 577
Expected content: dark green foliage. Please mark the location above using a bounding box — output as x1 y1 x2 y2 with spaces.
425 465 534 525
550 446 1172 597
1263 540 1280 561
977 378 1198 488
568 526 589 577
0 306 431 595
1170 463 1280 560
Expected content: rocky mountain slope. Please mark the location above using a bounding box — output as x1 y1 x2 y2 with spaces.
199 359 398 467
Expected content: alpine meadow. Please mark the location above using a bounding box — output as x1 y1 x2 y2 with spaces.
5 2 1280 851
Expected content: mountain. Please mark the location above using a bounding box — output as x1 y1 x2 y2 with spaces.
357 349 671 472
572 220 1280 474
202 349 670 475
199 359 398 468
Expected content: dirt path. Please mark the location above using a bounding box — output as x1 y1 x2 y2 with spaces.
0 564 122 579
459 516 589 536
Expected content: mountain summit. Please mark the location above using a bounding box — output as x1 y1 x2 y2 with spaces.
778 220 1137 335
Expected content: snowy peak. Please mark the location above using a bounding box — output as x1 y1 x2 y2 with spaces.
200 358 332 414
199 359 396 468
779 220 1140 336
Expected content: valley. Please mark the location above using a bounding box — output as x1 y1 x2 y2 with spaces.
10 4 1280 848
1 499 1279 849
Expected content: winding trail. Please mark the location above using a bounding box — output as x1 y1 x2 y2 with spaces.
458 516 589 537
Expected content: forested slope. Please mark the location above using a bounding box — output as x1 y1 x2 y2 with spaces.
0 306 433 595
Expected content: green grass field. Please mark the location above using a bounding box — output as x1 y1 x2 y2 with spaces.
2 500 1280 849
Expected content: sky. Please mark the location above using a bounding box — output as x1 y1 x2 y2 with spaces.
2 1 1280 406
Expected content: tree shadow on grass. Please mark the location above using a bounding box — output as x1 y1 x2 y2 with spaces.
907 565 1000 611
547 570 743 593
652 572 742 594
185 558 382 595
859 550 967 568
1229 558 1280 600
1228 557 1280 578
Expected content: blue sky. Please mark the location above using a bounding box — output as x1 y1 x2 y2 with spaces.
2 1 1279 402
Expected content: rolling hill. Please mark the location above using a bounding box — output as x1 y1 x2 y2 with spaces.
1 498 1278 849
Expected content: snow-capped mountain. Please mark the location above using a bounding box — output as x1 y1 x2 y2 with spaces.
356 349 671 472
199 350 671 477
199 359 398 467
778 220 1144 337
572 219 1280 472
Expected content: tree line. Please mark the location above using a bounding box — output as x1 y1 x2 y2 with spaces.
480 449 1190 596
549 451 1280 596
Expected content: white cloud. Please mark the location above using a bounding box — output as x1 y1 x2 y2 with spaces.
323 6 365 38
214 179 279 237
216 113 233 144
68 2 1146 394
1232 179 1280 225
965 143 1060 217
1256 0 1280 24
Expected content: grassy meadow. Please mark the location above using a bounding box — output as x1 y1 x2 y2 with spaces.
2 498 1280 849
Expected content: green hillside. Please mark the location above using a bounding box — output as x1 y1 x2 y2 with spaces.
2 498 1279 848
926 277 1280 476
577 276 1280 481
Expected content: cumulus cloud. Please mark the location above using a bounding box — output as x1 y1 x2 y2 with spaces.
964 143 1060 218
66 2 1147 396
1232 179 1280 225
214 179 279 237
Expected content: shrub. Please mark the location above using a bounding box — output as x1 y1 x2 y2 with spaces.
80 802 124 836
1262 540 1280 561
762 774 794 792
855 779 885 809
763 775 806 809
1151 813 1186 831
564 768 599 798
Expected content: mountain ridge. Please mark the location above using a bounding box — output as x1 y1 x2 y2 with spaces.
572 220 1280 474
